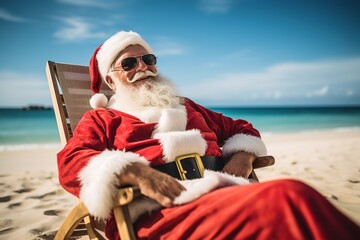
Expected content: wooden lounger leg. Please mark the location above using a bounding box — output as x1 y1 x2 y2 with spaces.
54 202 89 240
113 205 136 240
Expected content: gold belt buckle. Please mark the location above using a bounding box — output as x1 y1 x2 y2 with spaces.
175 153 205 180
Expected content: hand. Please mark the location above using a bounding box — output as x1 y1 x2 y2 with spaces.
222 151 256 178
119 162 186 207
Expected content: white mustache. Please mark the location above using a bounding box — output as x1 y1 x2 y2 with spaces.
127 70 158 83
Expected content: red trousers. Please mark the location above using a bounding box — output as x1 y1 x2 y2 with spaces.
107 179 360 240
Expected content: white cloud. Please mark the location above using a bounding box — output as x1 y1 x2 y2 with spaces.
152 37 185 56
198 0 234 14
180 57 360 104
0 71 51 107
0 8 26 22
54 17 107 42
307 85 329 98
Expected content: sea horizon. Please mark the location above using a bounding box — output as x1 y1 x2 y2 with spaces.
1 105 360 151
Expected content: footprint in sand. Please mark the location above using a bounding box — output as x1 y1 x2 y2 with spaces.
14 188 34 194
32 231 57 240
8 202 22 209
43 209 62 216
0 219 13 235
348 179 359 184
0 195 12 202
28 191 57 200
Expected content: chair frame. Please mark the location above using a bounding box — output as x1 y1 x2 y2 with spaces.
46 61 275 240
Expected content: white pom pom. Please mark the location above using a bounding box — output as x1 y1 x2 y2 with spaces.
89 93 108 109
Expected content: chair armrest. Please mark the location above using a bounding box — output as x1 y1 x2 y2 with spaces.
252 156 275 169
113 187 141 240
115 186 141 206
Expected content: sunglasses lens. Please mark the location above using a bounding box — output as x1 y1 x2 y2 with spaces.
142 54 157 66
119 54 157 71
121 57 137 71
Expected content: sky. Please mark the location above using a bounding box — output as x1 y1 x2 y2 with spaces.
0 0 360 107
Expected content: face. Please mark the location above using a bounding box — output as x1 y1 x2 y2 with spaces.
105 45 158 90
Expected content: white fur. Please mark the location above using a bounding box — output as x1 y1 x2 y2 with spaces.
97 31 153 82
135 107 163 123
152 107 187 135
153 129 207 163
89 93 108 109
78 149 149 219
174 170 250 204
222 133 267 157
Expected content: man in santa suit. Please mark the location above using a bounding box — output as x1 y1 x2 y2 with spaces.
58 31 360 239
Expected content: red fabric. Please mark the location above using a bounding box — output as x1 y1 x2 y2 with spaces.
89 44 103 93
57 98 259 197
106 179 360 240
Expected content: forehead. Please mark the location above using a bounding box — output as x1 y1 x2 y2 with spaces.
116 45 149 60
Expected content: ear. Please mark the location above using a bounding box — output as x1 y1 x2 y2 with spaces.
105 75 116 90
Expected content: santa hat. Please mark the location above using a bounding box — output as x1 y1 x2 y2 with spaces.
89 31 153 108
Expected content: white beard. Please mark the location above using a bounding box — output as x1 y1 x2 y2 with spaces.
107 72 181 119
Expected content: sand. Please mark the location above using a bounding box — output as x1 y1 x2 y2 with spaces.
0 129 359 239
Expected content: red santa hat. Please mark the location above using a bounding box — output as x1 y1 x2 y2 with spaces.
89 31 153 108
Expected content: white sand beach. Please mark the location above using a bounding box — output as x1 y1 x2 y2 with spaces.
0 129 359 239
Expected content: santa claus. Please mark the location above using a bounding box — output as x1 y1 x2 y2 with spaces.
58 31 360 239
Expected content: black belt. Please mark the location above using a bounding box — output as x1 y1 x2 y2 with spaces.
153 154 224 180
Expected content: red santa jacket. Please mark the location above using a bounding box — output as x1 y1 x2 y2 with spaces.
57 98 267 219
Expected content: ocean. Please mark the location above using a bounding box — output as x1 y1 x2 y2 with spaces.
0 107 359 150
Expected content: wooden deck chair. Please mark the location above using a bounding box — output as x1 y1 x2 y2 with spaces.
46 61 275 240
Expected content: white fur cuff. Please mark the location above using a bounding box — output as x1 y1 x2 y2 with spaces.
222 133 267 157
153 129 207 163
78 149 149 219
174 170 250 205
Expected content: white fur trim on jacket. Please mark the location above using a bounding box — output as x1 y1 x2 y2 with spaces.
78 149 149 219
174 170 250 204
222 133 267 157
153 129 207 163
152 107 187 135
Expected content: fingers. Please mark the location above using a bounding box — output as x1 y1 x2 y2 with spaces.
222 161 253 178
156 175 185 200
137 169 187 207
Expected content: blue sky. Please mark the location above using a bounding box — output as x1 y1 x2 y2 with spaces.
0 0 360 107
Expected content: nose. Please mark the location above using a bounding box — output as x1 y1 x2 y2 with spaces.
136 57 147 71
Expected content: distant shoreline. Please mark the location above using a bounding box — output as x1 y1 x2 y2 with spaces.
0 106 53 110
20 105 52 111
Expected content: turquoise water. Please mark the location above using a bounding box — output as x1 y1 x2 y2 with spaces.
0 109 60 147
211 106 360 133
0 107 360 149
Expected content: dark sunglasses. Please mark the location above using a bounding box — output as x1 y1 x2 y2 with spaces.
112 53 157 72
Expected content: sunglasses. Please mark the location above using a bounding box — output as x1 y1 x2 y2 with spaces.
112 53 157 72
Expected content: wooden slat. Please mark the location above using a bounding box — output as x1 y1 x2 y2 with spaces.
52 62 113 131
60 94 65 104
